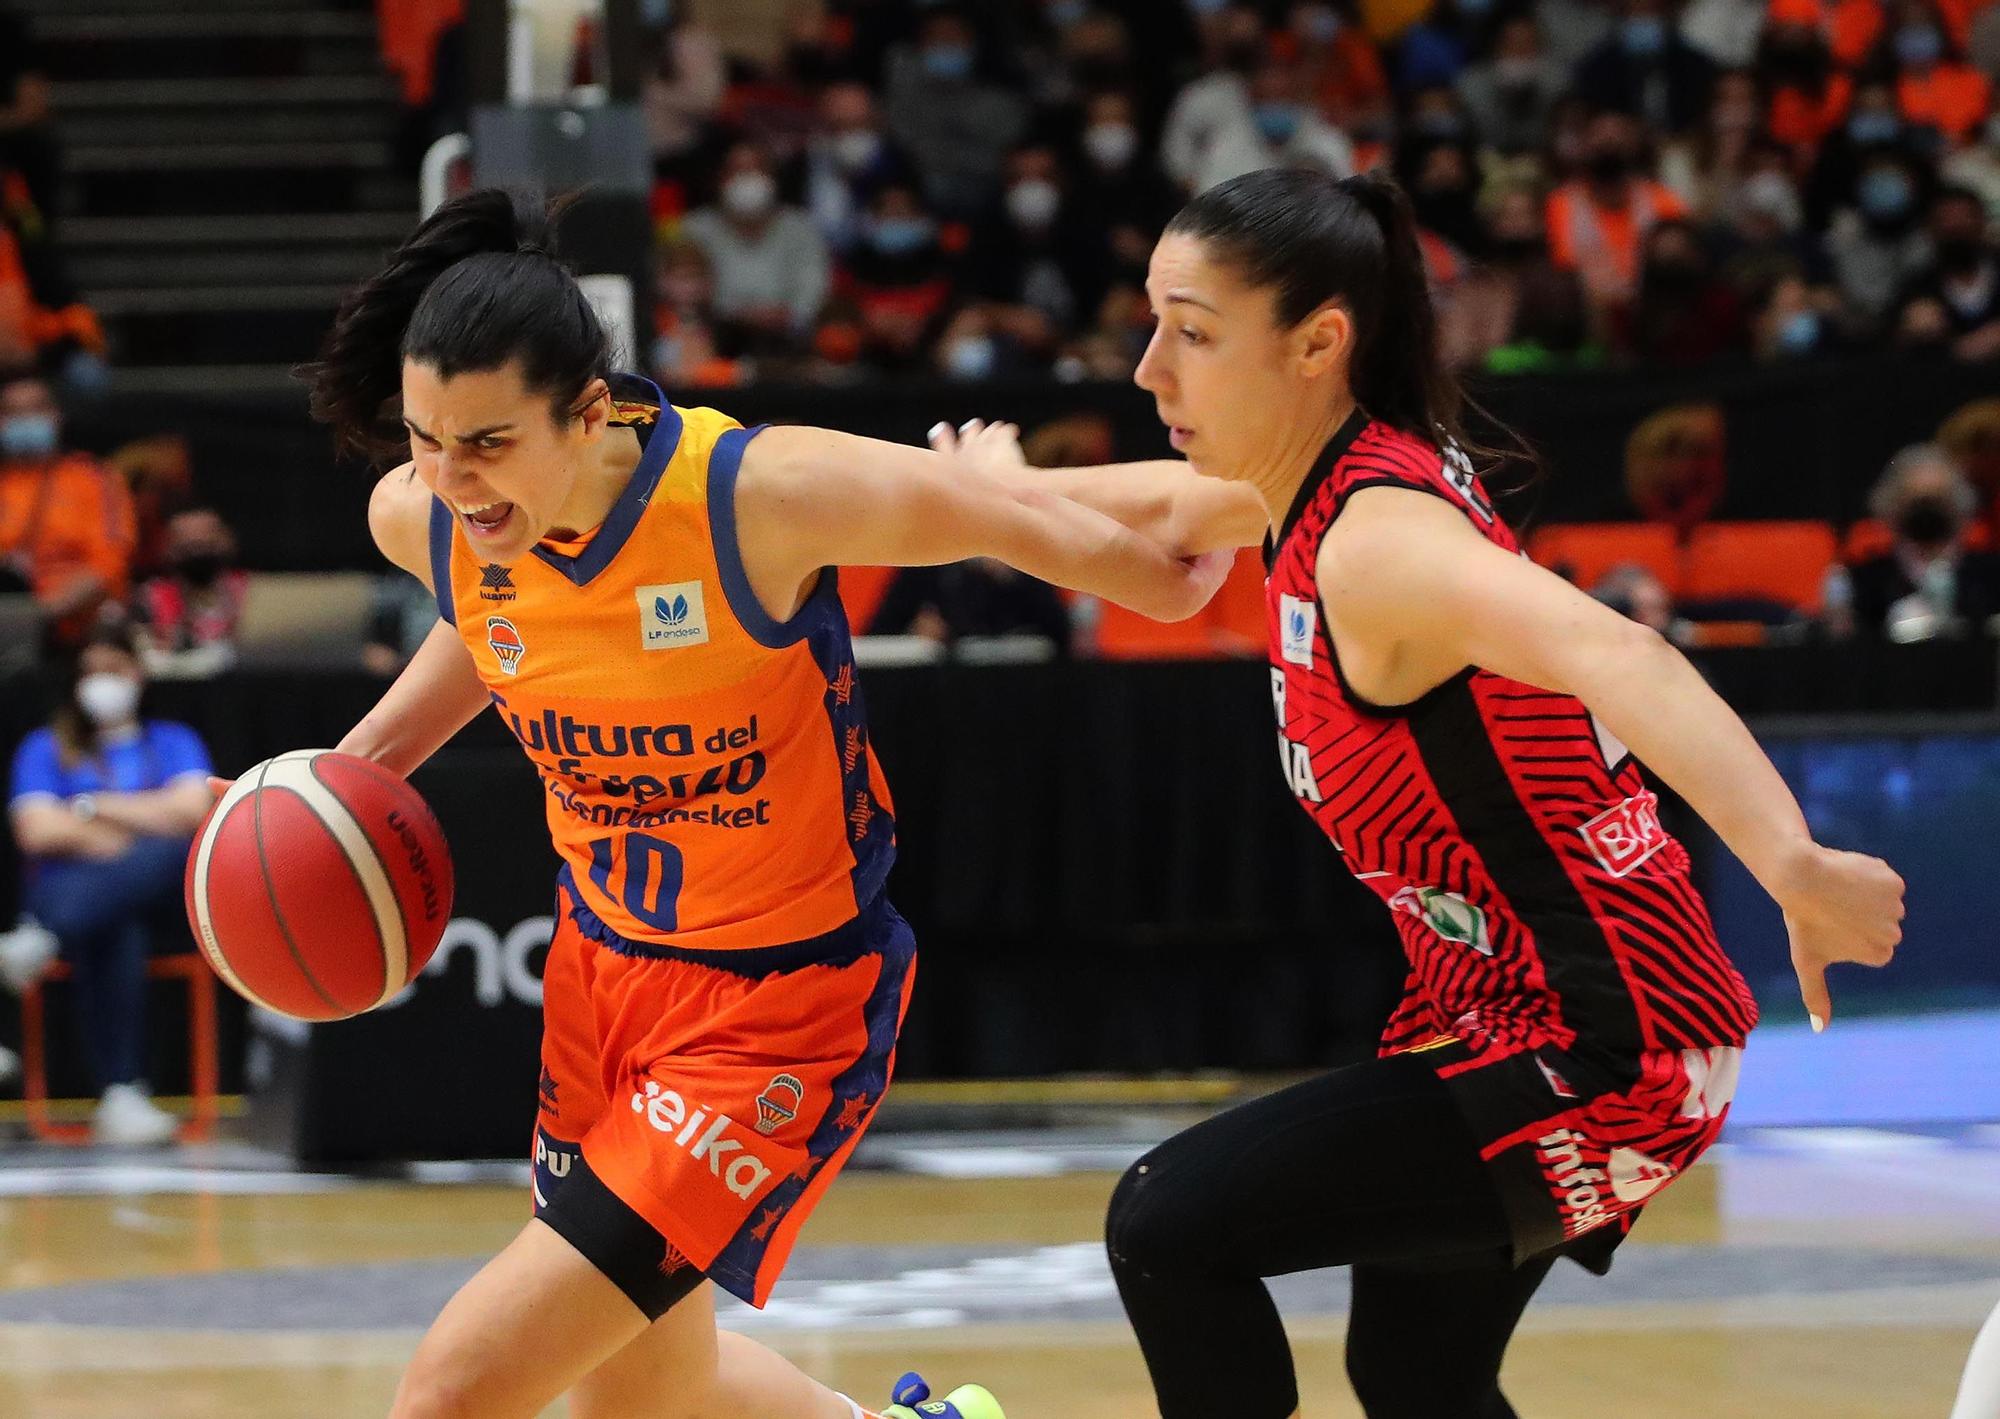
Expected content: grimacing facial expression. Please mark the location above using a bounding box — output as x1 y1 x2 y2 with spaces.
1136 232 1351 478
402 360 611 565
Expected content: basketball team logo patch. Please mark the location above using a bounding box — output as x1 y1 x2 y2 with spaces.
754 1073 805 1135
637 581 711 650
1278 593 1315 668
486 616 525 675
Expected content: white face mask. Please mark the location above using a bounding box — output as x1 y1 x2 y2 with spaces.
831 129 882 172
1006 178 1062 229
721 171 777 221
77 672 141 728
1083 122 1139 170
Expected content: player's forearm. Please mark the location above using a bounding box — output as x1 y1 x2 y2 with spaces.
337 621 490 778
1012 461 1262 557
91 783 210 837
990 484 1206 622
1570 628 1814 898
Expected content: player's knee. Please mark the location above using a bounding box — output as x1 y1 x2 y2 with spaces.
1106 1144 1212 1278
386 1363 487 1419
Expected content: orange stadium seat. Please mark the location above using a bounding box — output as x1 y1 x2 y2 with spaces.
1843 517 1992 562
1527 522 1681 592
1203 548 1269 655
1681 520 1838 610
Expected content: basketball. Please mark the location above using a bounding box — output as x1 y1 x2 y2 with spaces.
183 750 454 1021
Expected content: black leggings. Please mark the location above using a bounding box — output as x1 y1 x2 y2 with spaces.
1106 1053 1552 1419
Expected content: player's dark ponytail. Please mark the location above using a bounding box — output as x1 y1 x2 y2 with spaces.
300 188 611 465
1165 168 1524 476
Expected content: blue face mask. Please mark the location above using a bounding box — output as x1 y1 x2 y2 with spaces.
1776 309 1820 352
1048 0 1089 27
639 0 673 25
1859 168 1914 220
1457 0 1496 15
921 43 975 81
1301 7 1344 41
944 335 998 381
1187 0 1230 14
1848 110 1902 145
1413 110 1468 139
870 216 935 256
1894 24 1943 66
1621 14 1668 57
1253 102 1303 145
0 413 58 460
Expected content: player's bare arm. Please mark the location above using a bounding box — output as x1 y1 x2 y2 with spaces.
732 424 1233 626
1319 485 1904 1025
331 462 492 779
928 418 1267 557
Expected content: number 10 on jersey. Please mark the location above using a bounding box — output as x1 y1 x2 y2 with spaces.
586 831 684 932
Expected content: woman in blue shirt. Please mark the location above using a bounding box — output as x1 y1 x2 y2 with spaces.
4 619 213 1145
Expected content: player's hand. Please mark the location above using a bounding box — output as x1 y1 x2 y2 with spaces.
206 776 235 799
1776 843 1904 1030
929 418 1027 482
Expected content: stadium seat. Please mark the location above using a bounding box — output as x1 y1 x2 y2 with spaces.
1203 548 1269 654
1092 599 1222 658
1528 522 1681 593
20 954 219 1145
1843 517 1993 562
1680 521 1838 610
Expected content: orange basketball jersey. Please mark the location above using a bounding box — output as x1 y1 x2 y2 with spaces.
429 374 895 950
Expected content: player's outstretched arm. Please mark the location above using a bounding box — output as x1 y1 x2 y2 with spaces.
734 425 1232 624
928 418 1267 557
332 466 492 778
1319 486 1904 1029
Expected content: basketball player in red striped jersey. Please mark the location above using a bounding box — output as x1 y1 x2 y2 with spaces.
942 168 1905 1419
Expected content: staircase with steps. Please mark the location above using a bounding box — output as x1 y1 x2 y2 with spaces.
19 0 419 397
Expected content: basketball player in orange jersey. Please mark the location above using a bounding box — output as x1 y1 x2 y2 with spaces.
292 189 1258 1419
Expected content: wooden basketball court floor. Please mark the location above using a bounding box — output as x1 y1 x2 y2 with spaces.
1 1116 1997 1419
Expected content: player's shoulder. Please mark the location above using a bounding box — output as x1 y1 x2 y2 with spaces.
367 462 432 582
1337 419 1445 487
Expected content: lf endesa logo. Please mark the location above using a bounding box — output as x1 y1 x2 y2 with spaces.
376 916 554 1011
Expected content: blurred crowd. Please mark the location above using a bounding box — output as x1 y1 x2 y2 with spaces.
610 0 2000 388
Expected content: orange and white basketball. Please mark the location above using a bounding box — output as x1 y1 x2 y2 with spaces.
184 750 454 1021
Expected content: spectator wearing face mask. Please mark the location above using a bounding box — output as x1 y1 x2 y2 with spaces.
1752 271 1840 358
1618 219 1748 363
137 508 246 678
797 81 916 257
1442 184 1578 367
4 617 214 1146
870 556 1074 653
881 7 1030 218
1894 184 2000 358
1185 54 1356 196
966 144 1104 351
1827 444 2000 638
1161 5 1270 192
0 373 134 641
1401 133 1486 260
1826 150 1936 328
680 141 831 354
1881 0 1991 144
1546 109 1689 312
1458 15 1565 157
1660 67 1764 215
1805 80 1918 230
1068 90 1183 306
838 182 959 370
1285 0 1391 134
1717 164 1834 298
1572 0 1719 137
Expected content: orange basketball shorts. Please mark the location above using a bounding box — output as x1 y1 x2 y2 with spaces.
531 872 916 1310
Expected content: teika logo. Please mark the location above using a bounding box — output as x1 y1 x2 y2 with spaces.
636 581 710 650
630 1080 773 1199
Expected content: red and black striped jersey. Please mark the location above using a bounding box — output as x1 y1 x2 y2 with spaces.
1266 412 1758 1060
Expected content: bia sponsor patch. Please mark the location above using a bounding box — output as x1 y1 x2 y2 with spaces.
1579 790 1667 877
